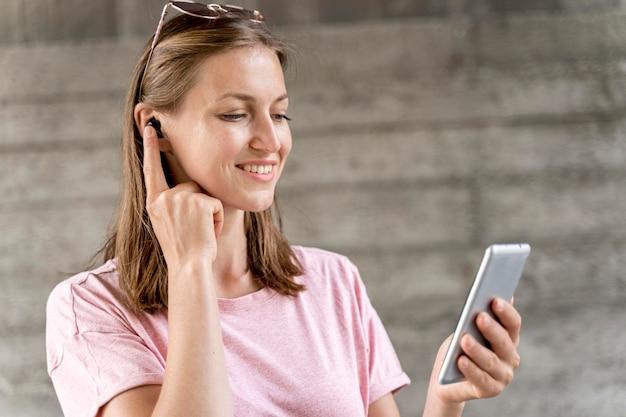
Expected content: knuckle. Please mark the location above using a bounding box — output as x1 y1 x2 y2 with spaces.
478 371 490 388
491 324 506 341
503 367 514 385
513 352 521 369
185 180 201 191
154 192 170 210
146 203 161 221
208 197 224 212
198 192 214 204
173 181 193 194
146 195 160 210
470 385 482 400
487 352 500 370
157 190 170 203
490 382 504 397
480 382 502 398
172 190 185 202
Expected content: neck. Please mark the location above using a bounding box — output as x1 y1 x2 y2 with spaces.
213 207 252 287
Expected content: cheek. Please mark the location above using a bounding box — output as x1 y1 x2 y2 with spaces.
281 133 293 158
173 141 219 178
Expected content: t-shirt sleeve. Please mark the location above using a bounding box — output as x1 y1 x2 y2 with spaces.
344 258 412 405
45 277 164 417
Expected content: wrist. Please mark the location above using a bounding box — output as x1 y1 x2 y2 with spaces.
168 260 216 297
422 392 465 417
169 258 214 278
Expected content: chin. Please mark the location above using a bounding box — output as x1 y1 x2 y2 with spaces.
245 199 274 213
234 193 275 213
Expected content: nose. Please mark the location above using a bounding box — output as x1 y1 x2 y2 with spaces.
249 113 281 153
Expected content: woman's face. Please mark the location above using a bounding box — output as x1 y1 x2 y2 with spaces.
151 44 291 212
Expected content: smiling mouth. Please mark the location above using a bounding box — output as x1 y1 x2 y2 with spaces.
235 164 276 175
234 164 278 183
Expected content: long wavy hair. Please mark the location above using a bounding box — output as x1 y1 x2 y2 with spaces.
76 11 306 314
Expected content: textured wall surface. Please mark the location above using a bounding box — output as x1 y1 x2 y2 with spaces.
1 2 626 416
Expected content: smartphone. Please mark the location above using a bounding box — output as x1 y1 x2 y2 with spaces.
438 243 531 385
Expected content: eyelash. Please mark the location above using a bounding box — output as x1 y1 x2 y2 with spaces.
222 113 292 122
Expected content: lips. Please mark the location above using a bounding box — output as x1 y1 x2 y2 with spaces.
236 163 277 182
235 160 278 167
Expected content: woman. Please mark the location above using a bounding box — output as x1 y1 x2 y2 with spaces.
45 3 522 417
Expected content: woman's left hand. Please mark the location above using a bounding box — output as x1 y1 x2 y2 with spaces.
427 297 522 406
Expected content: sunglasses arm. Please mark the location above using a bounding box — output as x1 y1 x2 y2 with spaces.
140 2 172 97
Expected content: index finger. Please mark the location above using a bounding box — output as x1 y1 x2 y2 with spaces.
142 125 169 202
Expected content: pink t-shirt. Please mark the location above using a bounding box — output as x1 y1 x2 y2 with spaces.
46 245 411 417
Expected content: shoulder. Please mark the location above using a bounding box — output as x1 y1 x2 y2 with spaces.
46 258 126 343
289 244 364 293
290 244 357 274
46 258 121 316
46 258 124 374
289 245 376 330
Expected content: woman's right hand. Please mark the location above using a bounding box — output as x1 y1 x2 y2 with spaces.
141 124 224 270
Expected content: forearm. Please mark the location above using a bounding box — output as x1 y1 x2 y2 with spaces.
152 262 233 417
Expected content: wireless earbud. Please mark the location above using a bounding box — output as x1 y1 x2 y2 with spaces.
146 117 164 139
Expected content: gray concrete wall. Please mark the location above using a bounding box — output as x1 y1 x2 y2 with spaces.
1 2 625 417
5 0 626 44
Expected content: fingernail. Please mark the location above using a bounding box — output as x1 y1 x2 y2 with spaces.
495 298 504 311
480 312 490 324
143 125 151 138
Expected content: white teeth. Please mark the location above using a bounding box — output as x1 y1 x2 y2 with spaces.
241 164 273 174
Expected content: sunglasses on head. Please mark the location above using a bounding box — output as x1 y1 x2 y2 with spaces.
139 2 265 98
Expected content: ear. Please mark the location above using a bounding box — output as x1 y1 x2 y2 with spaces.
133 102 173 153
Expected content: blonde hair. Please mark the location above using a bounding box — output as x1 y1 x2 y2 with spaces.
77 13 306 313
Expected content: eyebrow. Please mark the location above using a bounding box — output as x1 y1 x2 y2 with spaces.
217 92 288 103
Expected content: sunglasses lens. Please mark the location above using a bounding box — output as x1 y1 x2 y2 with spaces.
172 2 218 16
221 5 261 19
172 2 263 20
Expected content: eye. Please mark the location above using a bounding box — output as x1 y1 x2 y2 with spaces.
273 114 292 122
221 113 246 121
